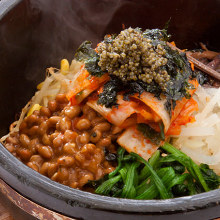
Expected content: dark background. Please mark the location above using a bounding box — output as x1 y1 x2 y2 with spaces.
0 0 219 136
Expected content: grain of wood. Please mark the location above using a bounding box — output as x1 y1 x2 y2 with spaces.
0 196 14 220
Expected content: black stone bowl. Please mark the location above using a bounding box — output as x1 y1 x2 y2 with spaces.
0 0 220 219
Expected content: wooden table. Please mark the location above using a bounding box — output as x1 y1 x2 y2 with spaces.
0 195 14 220
1 179 220 220
0 189 36 220
0 179 75 220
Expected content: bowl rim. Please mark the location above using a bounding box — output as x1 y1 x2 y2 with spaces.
1 143 220 213
1 0 220 214
0 0 22 20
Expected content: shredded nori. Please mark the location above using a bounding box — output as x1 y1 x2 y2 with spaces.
97 76 123 108
85 55 104 77
74 28 196 115
192 70 208 85
74 41 104 77
143 28 170 47
74 41 95 61
163 47 193 105
164 99 172 117
124 80 162 100
97 75 162 108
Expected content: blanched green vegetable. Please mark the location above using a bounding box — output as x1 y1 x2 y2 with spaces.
108 147 125 178
92 142 220 200
139 150 160 181
95 175 121 195
161 143 210 192
131 152 171 199
121 162 140 198
200 164 220 190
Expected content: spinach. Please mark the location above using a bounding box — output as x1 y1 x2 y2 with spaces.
200 164 220 190
160 158 185 174
74 41 104 77
172 184 189 197
95 175 122 195
92 143 220 200
161 143 210 192
86 174 108 188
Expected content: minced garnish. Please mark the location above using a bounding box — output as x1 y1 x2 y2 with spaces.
97 27 170 91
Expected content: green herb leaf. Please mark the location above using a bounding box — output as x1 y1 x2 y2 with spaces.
137 123 162 145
